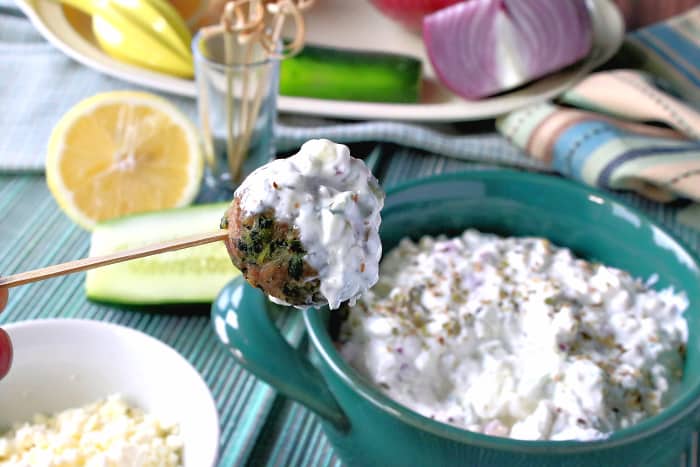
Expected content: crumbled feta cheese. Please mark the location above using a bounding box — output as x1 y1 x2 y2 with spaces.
340 230 688 441
0 394 183 466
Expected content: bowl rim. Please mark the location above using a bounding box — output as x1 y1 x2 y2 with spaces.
3 318 221 465
304 169 700 452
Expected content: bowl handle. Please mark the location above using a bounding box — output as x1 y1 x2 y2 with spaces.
211 276 349 429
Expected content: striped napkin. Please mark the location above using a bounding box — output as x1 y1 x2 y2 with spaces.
497 7 700 229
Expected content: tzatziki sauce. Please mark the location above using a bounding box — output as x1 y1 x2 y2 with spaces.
235 139 384 309
340 229 688 441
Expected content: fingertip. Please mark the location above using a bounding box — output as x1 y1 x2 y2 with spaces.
0 328 12 380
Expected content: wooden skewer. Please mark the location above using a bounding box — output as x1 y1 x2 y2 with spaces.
222 2 238 182
0 230 229 289
198 0 307 183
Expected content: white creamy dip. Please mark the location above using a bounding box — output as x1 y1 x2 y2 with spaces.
340 230 688 441
235 139 384 309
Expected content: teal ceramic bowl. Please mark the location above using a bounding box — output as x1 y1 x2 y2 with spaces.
212 171 700 467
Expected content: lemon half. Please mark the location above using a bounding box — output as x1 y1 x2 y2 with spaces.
47 91 203 230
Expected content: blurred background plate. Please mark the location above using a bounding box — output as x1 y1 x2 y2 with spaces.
14 0 624 121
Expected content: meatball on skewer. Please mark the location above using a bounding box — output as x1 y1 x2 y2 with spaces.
222 139 385 309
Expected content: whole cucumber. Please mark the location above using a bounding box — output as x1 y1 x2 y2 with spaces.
280 44 422 103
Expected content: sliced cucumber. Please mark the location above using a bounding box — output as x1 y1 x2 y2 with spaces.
86 203 238 305
280 43 422 103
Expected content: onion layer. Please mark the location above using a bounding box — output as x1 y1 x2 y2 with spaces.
423 0 593 100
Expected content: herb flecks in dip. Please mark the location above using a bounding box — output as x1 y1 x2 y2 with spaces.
339 230 688 441
225 139 384 309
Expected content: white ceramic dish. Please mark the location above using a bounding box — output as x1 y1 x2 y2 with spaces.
0 319 219 467
15 0 624 122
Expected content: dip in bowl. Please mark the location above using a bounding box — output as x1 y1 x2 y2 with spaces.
212 171 700 467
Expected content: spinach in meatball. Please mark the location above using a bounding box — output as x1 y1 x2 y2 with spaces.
222 197 324 307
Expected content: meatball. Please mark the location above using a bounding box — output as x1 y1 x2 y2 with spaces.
221 139 385 309
222 197 324 307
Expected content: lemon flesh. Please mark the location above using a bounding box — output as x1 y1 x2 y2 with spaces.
46 91 203 230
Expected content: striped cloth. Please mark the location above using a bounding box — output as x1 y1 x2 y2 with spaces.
497 7 700 231
626 6 700 107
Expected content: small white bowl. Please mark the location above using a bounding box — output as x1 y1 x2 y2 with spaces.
0 319 219 466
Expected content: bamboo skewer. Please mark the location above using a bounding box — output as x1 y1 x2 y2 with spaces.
199 0 307 185
0 231 229 289
237 36 261 172
239 0 302 167
236 24 254 182
240 0 260 169
222 2 238 182
219 0 264 184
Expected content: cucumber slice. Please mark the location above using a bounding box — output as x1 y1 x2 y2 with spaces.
86 203 238 305
280 43 422 103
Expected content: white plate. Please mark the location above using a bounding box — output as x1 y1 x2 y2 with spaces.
15 0 624 122
0 319 219 467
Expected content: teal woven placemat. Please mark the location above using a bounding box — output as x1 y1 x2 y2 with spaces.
1 144 699 466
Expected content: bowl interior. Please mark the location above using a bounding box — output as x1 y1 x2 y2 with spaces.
0 319 219 466
318 171 700 441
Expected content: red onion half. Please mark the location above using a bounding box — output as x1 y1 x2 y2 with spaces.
423 0 593 100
